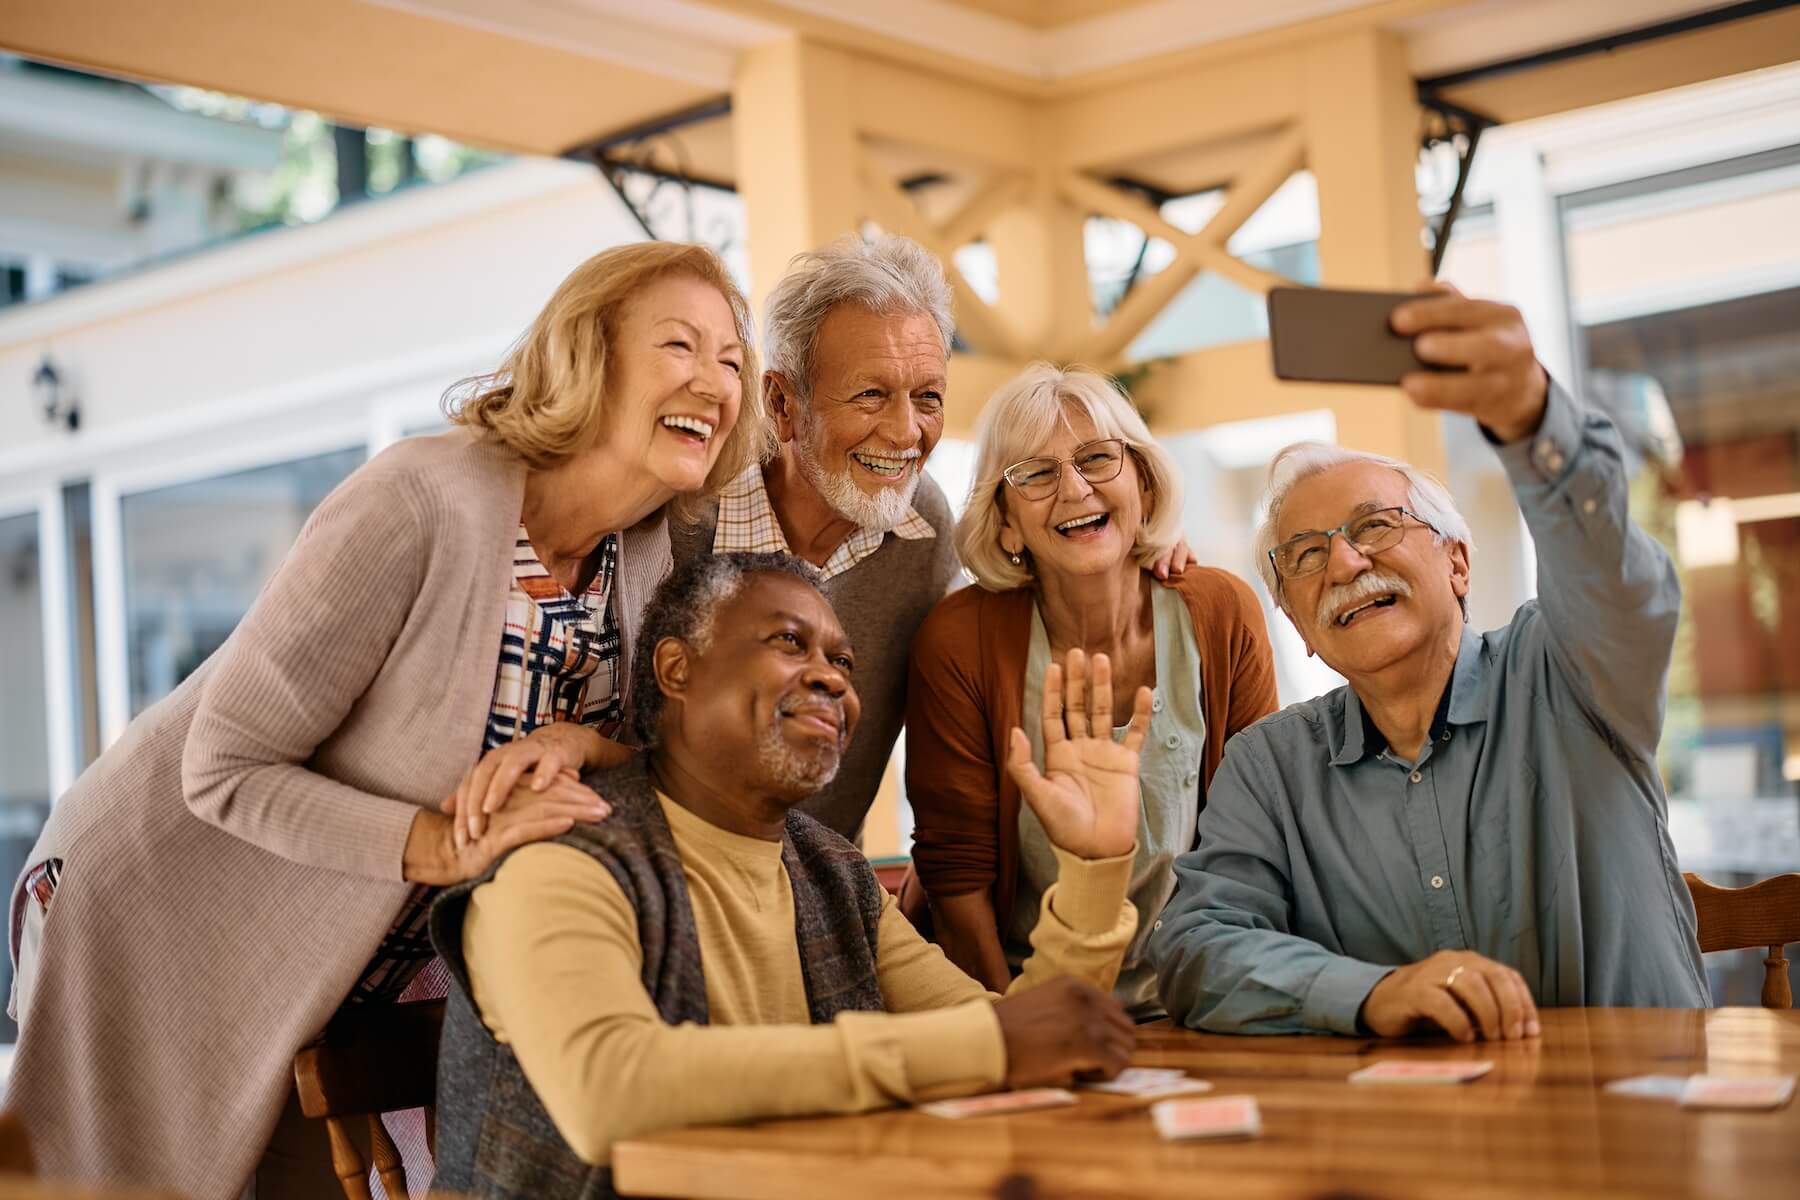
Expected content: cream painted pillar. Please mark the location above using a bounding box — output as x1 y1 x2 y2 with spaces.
731 37 861 314
1300 28 1445 475
985 171 1091 361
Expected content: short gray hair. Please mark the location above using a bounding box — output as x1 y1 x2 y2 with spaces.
1254 442 1474 612
629 551 823 747
763 234 954 404
956 363 1184 592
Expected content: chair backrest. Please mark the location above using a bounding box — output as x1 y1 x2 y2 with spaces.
0 1111 34 1176
292 998 446 1200
1684 872 1800 1009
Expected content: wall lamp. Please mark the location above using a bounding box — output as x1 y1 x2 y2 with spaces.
32 356 79 432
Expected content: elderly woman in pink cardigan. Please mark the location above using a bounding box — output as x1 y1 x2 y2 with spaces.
6 241 767 1199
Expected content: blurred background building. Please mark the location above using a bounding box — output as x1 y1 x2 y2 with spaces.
1 0 1797 1023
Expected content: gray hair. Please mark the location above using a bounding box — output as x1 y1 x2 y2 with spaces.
629 551 823 747
763 233 954 405
1254 442 1474 615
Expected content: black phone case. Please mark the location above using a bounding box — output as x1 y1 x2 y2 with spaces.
1267 286 1437 386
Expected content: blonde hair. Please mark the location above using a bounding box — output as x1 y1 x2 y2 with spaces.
956 363 1183 591
446 242 770 517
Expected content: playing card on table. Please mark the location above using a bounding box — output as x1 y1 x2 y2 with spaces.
1150 1095 1261 1141
920 1088 1078 1119
1679 1074 1796 1110
1082 1068 1215 1098
1348 1059 1494 1084
1603 1074 1689 1101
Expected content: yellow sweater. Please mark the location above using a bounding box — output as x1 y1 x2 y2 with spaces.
464 793 1137 1164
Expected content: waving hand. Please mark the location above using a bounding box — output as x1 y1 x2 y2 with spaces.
1006 649 1149 861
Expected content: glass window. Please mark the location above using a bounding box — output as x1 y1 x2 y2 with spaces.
120 447 365 716
1580 283 1800 1005
0 511 50 1043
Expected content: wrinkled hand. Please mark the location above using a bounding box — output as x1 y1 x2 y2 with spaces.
443 723 628 846
1392 281 1549 444
1005 648 1150 862
405 774 610 887
1148 535 1197 580
993 976 1135 1088
1360 949 1542 1044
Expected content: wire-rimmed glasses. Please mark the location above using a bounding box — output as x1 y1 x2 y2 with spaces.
1001 438 1128 500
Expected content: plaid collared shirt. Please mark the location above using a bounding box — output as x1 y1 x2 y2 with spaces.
352 525 625 1005
712 463 934 579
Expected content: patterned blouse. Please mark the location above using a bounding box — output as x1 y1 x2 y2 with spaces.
349 526 625 1004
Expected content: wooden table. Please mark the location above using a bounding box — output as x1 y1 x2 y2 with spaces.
613 1008 1800 1199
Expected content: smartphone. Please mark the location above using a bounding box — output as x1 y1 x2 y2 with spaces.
1267 286 1442 386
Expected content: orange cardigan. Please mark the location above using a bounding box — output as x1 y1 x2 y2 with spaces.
905 568 1279 933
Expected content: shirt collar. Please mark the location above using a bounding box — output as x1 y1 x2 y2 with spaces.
1331 627 1488 766
711 462 934 580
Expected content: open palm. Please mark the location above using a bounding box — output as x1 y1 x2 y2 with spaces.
1006 648 1149 861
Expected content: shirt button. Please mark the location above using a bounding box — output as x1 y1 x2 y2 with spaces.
1410 770 1423 783
1548 453 1565 472
1440 731 1452 743
1430 875 1445 889
1183 771 1199 788
1152 693 1165 713
1165 734 1181 750
1153 919 1163 931
1583 498 1597 514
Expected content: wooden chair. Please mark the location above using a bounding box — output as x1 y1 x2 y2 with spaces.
1684 872 1800 1008
292 998 445 1200
0 1111 33 1175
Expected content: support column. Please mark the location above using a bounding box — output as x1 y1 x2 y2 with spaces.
985 170 1091 361
730 37 861 314
1301 28 1446 475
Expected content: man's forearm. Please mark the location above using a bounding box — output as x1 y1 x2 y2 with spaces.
529 1003 1004 1164
1150 916 1394 1036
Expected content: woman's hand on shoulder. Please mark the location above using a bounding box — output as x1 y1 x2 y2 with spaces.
445 722 627 846
405 773 611 886
1147 535 1197 580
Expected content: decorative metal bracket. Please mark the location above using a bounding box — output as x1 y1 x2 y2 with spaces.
1416 93 1497 276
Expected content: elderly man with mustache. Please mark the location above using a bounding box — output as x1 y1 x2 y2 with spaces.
1149 285 1709 1042
430 552 1150 1196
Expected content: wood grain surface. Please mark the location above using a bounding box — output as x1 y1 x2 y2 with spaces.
613 1008 1800 1200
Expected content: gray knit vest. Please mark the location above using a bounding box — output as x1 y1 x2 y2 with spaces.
428 756 887 1199
669 472 963 843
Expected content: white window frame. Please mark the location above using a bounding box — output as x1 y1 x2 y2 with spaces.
0 485 75 802
90 417 372 748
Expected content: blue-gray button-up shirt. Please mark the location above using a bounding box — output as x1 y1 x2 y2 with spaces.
1149 386 1710 1035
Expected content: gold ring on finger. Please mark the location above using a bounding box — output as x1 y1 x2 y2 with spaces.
1442 965 1465 990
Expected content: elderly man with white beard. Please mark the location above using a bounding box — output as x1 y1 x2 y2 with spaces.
1149 284 1709 1042
668 234 964 842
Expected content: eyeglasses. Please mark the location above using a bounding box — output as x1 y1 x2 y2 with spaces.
1001 438 1128 500
1267 506 1437 581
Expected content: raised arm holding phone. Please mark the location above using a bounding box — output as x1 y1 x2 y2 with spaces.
1150 283 1709 1040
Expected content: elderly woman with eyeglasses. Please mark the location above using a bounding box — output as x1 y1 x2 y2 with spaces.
904 363 1278 1018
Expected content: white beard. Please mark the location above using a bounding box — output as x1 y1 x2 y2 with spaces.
794 434 921 533
757 719 841 791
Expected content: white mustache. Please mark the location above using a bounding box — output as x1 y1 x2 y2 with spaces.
1315 570 1413 631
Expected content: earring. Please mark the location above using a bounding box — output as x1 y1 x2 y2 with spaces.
1008 552 1022 566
